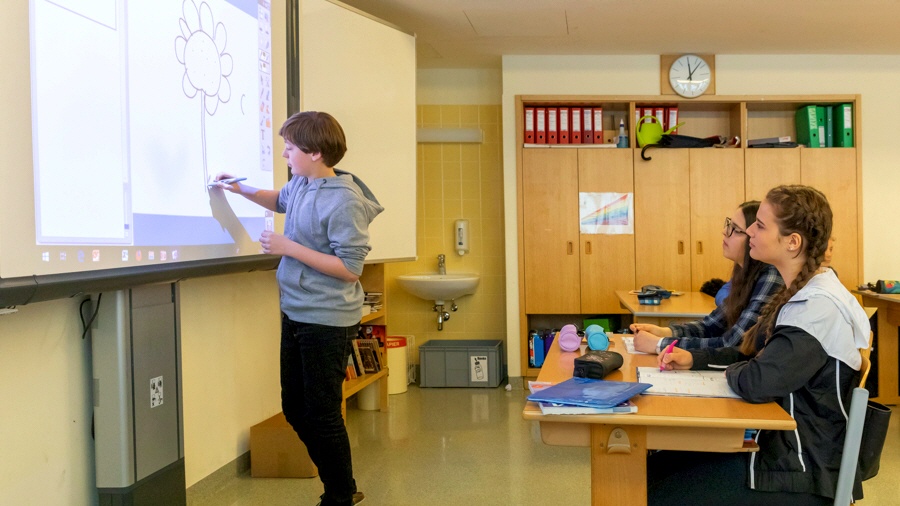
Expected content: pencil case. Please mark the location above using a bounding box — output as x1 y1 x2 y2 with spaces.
573 350 624 380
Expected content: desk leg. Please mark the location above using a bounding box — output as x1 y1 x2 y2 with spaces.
876 303 900 405
590 425 648 506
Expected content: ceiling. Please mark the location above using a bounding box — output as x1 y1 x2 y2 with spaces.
337 0 900 69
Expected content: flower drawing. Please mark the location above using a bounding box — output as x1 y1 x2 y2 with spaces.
175 0 233 187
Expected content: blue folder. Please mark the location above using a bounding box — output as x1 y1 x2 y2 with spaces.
527 377 652 409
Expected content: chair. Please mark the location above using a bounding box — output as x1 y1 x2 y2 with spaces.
834 387 869 506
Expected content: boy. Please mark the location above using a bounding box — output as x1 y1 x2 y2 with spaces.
214 111 382 506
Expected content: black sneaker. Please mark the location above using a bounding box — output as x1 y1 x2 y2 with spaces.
315 492 365 506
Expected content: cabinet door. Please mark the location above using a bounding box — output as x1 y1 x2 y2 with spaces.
634 149 691 291
578 149 635 313
522 149 581 313
800 149 859 289
745 149 800 201
689 149 745 291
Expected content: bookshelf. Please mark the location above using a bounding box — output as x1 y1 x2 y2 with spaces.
341 262 389 418
516 94 863 378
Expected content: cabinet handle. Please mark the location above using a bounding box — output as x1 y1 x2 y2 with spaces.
697 241 703 254
678 241 684 255
567 241 574 255
585 241 592 255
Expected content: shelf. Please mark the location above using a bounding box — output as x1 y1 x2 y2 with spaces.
343 367 388 397
361 309 385 323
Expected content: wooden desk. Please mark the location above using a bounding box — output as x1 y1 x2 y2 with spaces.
616 290 716 326
855 290 900 404
523 336 795 506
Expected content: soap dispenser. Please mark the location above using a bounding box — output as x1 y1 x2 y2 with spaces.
455 219 469 256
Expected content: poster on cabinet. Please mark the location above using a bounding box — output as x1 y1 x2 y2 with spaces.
579 192 634 234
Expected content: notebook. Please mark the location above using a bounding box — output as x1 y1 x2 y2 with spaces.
636 367 741 398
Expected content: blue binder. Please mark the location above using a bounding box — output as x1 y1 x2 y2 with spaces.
527 377 651 408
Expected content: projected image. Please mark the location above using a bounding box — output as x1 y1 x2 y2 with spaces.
175 0 234 188
29 0 274 273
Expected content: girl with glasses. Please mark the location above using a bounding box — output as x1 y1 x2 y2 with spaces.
650 185 870 504
631 201 784 353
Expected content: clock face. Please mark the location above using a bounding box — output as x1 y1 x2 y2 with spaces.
669 55 711 98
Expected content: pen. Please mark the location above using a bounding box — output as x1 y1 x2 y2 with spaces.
208 177 247 186
660 339 679 372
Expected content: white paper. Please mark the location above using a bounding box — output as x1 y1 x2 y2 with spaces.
579 192 634 234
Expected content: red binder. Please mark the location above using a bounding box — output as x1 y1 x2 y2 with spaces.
582 107 594 144
642 107 654 124
547 107 558 144
559 107 570 144
592 107 604 144
571 108 582 144
666 106 679 134
654 106 665 129
524 107 535 143
535 107 546 144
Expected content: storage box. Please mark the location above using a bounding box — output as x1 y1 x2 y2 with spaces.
419 339 504 388
249 412 318 478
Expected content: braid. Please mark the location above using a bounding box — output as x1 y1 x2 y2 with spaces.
738 185 832 356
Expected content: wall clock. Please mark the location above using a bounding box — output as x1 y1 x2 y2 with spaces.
661 54 716 98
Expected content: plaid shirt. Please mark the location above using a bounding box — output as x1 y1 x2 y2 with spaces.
659 264 783 350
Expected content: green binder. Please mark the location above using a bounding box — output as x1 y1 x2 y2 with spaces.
833 103 854 147
795 105 820 148
825 106 834 147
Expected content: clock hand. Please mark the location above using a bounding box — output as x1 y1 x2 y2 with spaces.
686 60 694 81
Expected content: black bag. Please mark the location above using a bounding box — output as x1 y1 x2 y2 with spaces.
573 350 624 380
859 400 892 480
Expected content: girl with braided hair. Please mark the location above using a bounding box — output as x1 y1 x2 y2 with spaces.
647 185 871 505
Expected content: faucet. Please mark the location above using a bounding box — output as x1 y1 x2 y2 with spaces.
437 254 446 275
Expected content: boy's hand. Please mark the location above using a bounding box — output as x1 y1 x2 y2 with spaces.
210 172 242 193
260 230 292 256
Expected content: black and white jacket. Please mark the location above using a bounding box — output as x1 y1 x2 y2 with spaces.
690 269 871 501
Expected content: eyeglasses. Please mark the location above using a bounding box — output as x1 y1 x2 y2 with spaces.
724 217 747 238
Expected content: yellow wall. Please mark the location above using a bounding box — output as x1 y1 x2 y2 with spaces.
385 104 507 362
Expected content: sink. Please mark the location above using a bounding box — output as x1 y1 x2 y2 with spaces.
396 272 480 304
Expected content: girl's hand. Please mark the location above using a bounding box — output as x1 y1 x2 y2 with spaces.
658 347 693 371
632 331 662 353
629 323 671 337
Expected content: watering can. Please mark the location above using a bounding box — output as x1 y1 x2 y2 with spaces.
636 115 685 147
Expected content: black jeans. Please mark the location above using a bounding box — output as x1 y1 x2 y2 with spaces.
647 451 832 506
281 315 359 506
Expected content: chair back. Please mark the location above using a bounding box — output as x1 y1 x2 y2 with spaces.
834 387 868 506
859 350 872 388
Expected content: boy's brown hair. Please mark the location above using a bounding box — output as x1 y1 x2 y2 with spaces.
279 111 347 167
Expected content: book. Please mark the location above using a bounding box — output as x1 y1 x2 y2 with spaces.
356 338 383 371
747 135 792 147
526 377 651 409
636 367 741 398
528 381 637 415
359 346 378 374
351 340 365 376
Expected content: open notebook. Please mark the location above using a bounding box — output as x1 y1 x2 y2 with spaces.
636 367 741 398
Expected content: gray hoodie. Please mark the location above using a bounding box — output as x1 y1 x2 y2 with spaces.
276 169 383 326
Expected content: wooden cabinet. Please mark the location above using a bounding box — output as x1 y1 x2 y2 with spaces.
522 148 635 314
516 94 863 377
522 149 581 313
579 149 636 313
343 263 388 418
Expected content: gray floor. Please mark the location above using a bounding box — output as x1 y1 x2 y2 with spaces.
189 385 900 506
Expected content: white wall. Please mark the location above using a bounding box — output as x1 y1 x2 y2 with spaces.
502 54 900 377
